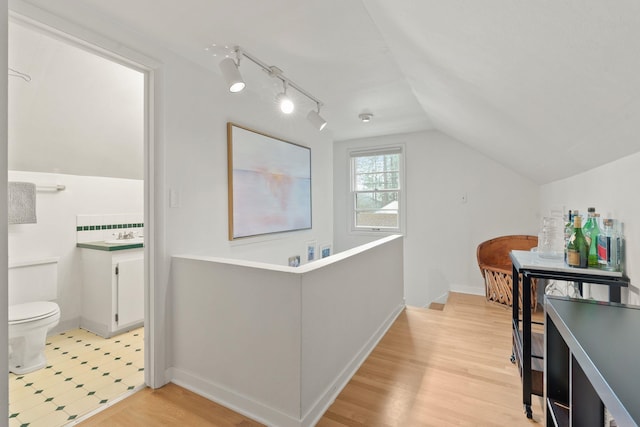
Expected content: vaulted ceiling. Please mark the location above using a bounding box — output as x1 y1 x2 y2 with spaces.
16 0 640 184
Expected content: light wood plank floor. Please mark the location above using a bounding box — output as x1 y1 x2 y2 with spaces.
79 292 543 426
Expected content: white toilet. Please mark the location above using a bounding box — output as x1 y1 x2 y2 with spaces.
8 258 61 374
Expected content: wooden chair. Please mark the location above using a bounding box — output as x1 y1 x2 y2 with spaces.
477 235 538 311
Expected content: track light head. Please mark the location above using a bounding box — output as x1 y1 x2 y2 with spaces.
219 57 245 93
307 104 327 131
277 81 294 114
277 93 294 114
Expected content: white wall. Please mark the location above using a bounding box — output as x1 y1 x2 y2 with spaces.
540 151 640 305
170 236 404 427
8 170 143 331
8 18 144 180
334 130 540 306
7 0 334 389
1 0 10 422
162 56 334 265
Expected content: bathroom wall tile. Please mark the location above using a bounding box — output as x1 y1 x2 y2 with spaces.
76 232 91 244
86 231 103 242
76 216 92 227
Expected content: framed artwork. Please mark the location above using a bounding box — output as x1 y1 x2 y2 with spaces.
306 240 317 262
321 244 332 258
288 255 301 267
228 123 312 240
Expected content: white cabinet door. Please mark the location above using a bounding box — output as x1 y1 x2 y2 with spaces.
116 258 144 328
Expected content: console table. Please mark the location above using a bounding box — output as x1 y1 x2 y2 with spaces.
509 250 629 418
545 296 640 426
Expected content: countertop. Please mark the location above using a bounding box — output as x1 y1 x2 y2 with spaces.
546 296 640 425
510 250 623 277
76 240 144 251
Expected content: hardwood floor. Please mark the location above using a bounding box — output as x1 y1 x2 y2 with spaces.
79 293 543 426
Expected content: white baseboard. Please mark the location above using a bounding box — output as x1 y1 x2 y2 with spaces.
167 302 406 427
168 367 299 427
433 292 449 305
303 302 405 426
49 316 80 336
449 284 485 296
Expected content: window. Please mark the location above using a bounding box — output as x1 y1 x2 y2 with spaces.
350 147 403 232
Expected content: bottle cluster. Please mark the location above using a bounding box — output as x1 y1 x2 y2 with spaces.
564 207 623 271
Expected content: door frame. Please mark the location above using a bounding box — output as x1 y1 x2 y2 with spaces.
6 7 162 392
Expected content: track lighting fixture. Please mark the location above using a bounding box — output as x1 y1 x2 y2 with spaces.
219 53 245 93
359 113 374 123
307 103 327 131
277 81 295 114
211 45 327 130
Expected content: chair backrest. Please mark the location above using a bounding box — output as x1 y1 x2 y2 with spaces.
477 235 538 277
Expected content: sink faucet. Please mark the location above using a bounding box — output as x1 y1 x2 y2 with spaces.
114 230 136 240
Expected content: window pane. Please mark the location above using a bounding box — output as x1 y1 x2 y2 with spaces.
355 192 398 210
353 153 400 191
354 171 399 191
356 211 399 228
350 148 402 231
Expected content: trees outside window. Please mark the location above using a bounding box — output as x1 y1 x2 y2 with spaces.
351 147 403 231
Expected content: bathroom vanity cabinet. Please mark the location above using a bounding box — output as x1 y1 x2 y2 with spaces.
80 246 144 338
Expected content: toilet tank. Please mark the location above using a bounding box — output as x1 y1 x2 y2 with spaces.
8 257 59 305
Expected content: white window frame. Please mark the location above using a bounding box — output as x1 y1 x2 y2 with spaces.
349 145 405 235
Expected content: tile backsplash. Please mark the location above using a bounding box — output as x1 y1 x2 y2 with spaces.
76 213 143 243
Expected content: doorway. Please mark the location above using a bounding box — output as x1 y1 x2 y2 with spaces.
7 14 153 426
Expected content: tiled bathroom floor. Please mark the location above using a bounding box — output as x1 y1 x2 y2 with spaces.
9 327 144 427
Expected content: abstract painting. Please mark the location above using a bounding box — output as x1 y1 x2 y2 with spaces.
228 123 312 239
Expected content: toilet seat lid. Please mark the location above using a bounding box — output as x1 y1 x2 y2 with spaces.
9 301 60 323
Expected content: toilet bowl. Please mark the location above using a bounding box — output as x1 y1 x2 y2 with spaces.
9 301 61 374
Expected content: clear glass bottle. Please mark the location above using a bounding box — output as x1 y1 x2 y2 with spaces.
567 215 588 268
598 219 620 271
582 208 600 268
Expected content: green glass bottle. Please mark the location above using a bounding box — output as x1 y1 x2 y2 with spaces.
582 208 600 268
567 215 588 268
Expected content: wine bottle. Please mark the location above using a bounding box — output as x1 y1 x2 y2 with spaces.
582 208 600 268
564 210 573 263
567 216 588 268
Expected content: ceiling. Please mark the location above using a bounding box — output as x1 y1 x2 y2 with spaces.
16 0 640 184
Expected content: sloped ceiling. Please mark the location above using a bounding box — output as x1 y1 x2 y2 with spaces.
8 19 144 179
364 0 640 183
16 0 640 184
